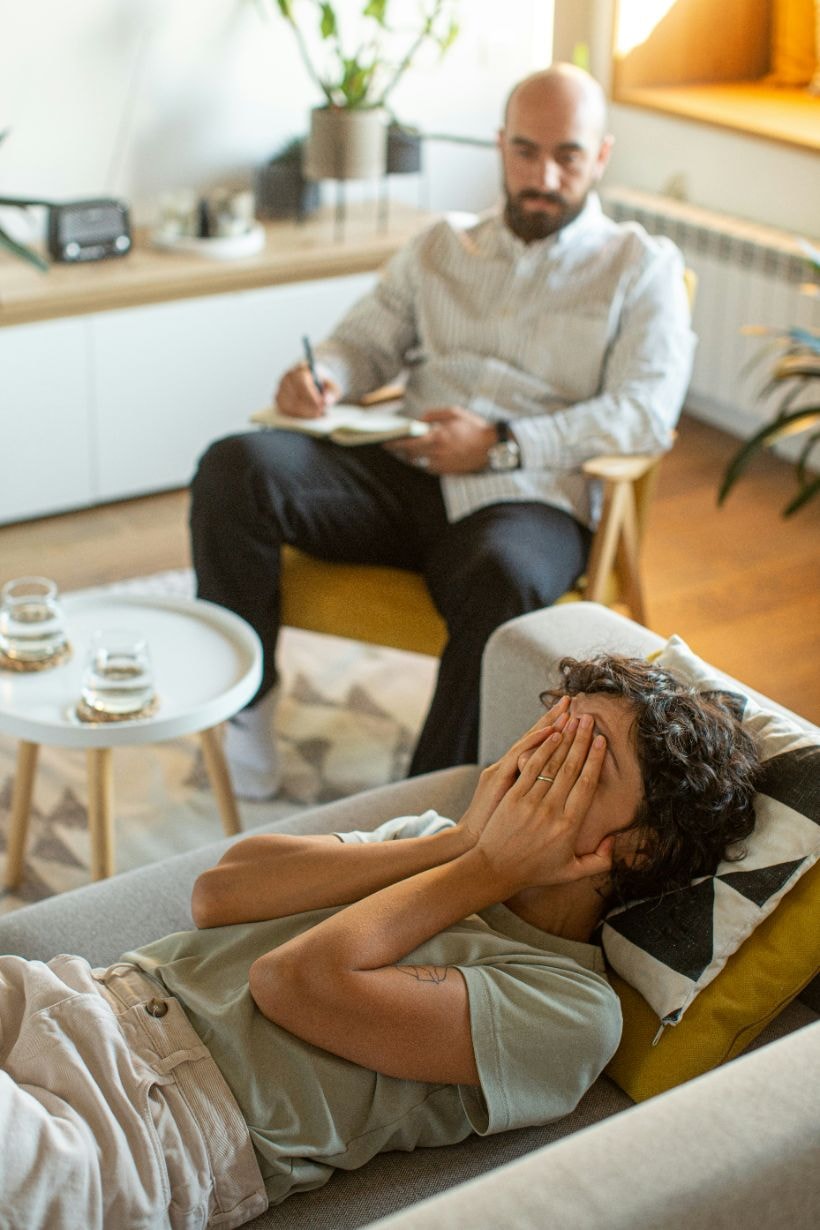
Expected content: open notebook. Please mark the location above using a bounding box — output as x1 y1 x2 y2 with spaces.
251 404 430 447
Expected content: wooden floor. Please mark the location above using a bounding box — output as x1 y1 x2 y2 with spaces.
2 412 819 723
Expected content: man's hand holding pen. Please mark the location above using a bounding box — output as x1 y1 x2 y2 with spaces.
275 337 341 419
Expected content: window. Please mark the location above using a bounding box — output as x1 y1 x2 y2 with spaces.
612 0 820 152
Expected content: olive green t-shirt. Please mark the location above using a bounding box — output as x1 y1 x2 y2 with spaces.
126 812 621 1207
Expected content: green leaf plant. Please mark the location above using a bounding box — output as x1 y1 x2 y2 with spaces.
719 247 820 516
0 130 49 272
263 0 460 110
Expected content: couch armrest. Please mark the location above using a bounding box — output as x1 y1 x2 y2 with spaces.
478 605 665 764
366 1020 820 1230
0 767 479 967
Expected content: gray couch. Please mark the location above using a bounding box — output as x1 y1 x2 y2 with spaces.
2 604 818 1229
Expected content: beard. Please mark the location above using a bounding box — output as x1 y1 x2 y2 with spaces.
504 187 589 242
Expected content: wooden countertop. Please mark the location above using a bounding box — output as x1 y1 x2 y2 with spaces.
0 203 434 328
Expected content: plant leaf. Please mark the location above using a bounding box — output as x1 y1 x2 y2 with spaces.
796 237 820 271
0 222 49 272
740 335 788 382
319 3 336 38
339 58 375 107
775 354 820 380
785 326 820 353
440 19 460 52
718 406 820 504
784 473 820 516
362 0 388 26
796 428 820 486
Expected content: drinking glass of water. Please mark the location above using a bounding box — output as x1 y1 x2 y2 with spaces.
81 629 155 716
0 576 68 663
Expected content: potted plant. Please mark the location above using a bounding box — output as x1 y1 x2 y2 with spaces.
265 0 459 180
719 244 820 516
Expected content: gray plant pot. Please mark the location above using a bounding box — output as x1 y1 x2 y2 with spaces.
303 107 388 181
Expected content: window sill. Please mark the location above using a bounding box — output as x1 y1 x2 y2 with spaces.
614 81 819 153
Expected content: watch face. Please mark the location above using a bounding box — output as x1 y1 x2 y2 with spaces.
488 441 521 472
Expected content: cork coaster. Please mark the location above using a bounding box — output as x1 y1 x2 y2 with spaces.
0 642 72 672
74 694 160 724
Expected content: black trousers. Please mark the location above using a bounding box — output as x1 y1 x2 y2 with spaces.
189 431 590 775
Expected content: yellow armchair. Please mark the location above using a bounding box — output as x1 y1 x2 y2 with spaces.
280 445 665 655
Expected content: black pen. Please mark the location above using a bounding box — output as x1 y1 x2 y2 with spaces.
302 335 324 397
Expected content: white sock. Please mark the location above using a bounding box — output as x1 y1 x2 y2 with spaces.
224 686 281 800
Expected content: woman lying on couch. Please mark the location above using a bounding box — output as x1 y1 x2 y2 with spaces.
1 656 759 1230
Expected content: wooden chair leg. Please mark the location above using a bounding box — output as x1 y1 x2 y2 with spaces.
200 727 242 836
614 487 647 624
87 747 115 881
584 479 648 622
585 481 629 605
5 740 39 889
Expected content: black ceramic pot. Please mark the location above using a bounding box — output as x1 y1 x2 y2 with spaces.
386 126 423 175
254 160 320 220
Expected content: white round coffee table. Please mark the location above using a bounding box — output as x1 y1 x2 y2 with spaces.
0 593 262 887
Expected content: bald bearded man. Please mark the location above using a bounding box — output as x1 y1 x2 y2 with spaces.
190 64 696 798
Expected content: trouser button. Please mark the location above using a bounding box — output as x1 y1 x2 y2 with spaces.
145 997 168 1017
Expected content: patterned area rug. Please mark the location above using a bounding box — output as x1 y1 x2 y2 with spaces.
0 570 437 916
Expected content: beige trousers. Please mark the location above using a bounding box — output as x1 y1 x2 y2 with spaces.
0 954 268 1230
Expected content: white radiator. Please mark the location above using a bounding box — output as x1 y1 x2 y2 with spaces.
603 186 819 443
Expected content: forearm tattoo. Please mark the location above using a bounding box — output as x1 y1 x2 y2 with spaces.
399 965 449 985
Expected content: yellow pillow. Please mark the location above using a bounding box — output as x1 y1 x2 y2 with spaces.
607 861 819 1101
603 635 820 1102
767 0 817 86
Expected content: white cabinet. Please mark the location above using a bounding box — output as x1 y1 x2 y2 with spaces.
0 318 95 523
0 273 375 522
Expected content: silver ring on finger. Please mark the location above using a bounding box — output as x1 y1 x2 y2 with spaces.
536 774 556 783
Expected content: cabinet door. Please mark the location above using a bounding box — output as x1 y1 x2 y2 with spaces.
0 318 93 523
92 274 375 500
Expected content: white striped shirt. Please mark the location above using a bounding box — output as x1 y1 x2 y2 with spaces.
314 194 695 528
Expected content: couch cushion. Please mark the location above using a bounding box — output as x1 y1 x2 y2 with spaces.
603 635 820 1101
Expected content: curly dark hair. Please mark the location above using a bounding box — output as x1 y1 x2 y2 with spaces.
543 655 761 903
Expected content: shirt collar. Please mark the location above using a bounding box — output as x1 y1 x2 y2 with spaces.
480 902 607 973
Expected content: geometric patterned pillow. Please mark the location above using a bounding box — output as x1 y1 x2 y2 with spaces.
601 635 820 1030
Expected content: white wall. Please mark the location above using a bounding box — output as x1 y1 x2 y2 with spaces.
606 107 819 241
8 1 810 237
0 0 553 231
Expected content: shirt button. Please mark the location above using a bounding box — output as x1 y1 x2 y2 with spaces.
145 997 168 1018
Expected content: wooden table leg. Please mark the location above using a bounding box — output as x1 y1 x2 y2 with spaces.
87 747 115 881
5 740 39 889
200 727 241 837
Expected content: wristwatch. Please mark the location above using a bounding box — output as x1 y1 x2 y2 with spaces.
487 420 521 472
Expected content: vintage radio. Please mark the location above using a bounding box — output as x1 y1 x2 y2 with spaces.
47 198 132 263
